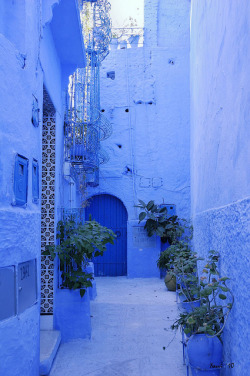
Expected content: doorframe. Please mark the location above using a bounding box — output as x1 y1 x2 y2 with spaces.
85 193 128 276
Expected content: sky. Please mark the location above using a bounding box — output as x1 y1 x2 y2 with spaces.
109 0 144 28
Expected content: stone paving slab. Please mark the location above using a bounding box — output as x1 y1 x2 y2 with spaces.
50 277 186 376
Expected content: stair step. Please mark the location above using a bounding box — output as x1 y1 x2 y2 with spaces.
40 330 61 375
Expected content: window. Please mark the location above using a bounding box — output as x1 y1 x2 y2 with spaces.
13 154 28 206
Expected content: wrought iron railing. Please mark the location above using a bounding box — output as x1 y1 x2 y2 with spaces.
64 0 112 188
64 120 99 170
80 0 112 61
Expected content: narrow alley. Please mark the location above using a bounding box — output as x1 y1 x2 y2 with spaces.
50 278 185 376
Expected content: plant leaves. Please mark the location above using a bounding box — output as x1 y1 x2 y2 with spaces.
219 294 227 300
219 286 229 292
80 289 86 298
219 277 230 282
139 212 147 222
147 200 154 210
138 199 146 207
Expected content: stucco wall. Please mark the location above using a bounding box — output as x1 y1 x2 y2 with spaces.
0 0 84 373
0 1 42 374
190 1 250 374
88 0 191 277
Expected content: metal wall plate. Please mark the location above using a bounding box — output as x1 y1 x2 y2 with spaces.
18 259 37 314
0 266 16 321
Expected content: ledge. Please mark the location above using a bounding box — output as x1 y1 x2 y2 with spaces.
40 330 61 376
50 0 86 69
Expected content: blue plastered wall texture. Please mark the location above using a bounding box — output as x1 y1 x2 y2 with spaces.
88 0 191 277
0 1 43 376
0 0 85 374
0 2 43 374
190 1 250 374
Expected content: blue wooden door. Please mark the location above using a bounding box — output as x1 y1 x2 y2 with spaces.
85 194 127 276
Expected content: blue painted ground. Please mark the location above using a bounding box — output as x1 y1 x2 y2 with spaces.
50 277 185 376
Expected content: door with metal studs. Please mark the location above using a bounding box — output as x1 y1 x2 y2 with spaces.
85 194 128 276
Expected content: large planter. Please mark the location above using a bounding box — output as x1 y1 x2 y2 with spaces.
164 272 176 291
54 288 91 342
181 299 200 313
187 334 223 375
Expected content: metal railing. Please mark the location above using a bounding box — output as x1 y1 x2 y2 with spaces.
64 0 112 188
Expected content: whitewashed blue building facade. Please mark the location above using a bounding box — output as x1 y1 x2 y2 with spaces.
0 0 249 375
0 0 85 374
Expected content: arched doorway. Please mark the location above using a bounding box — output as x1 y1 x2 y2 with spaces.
85 194 128 276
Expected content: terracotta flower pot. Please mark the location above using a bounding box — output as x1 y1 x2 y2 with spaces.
164 272 176 291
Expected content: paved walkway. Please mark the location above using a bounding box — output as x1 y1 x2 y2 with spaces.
50 277 185 376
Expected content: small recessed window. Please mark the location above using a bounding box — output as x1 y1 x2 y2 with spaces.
19 164 24 175
32 159 39 204
13 154 28 207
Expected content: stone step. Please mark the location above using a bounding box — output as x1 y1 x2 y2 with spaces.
40 330 61 376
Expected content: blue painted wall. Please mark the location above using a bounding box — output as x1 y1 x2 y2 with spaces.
190 2 250 375
87 0 191 277
0 0 85 374
0 1 43 373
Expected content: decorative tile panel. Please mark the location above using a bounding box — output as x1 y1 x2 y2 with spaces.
41 88 56 315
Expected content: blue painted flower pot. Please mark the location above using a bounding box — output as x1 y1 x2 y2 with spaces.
54 288 91 342
181 299 200 313
187 334 222 375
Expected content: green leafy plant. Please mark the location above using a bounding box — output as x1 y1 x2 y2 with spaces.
172 245 203 302
44 218 116 297
157 241 192 270
136 199 188 244
158 241 202 300
171 250 234 338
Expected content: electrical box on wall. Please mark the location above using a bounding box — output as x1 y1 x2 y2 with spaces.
13 154 28 206
0 260 38 321
18 259 37 314
0 266 16 321
32 159 39 203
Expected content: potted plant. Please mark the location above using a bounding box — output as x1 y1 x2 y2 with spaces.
172 246 203 312
136 199 187 245
157 246 176 290
137 200 193 289
171 250 234 375
44 218 116 341
157 240 196 293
